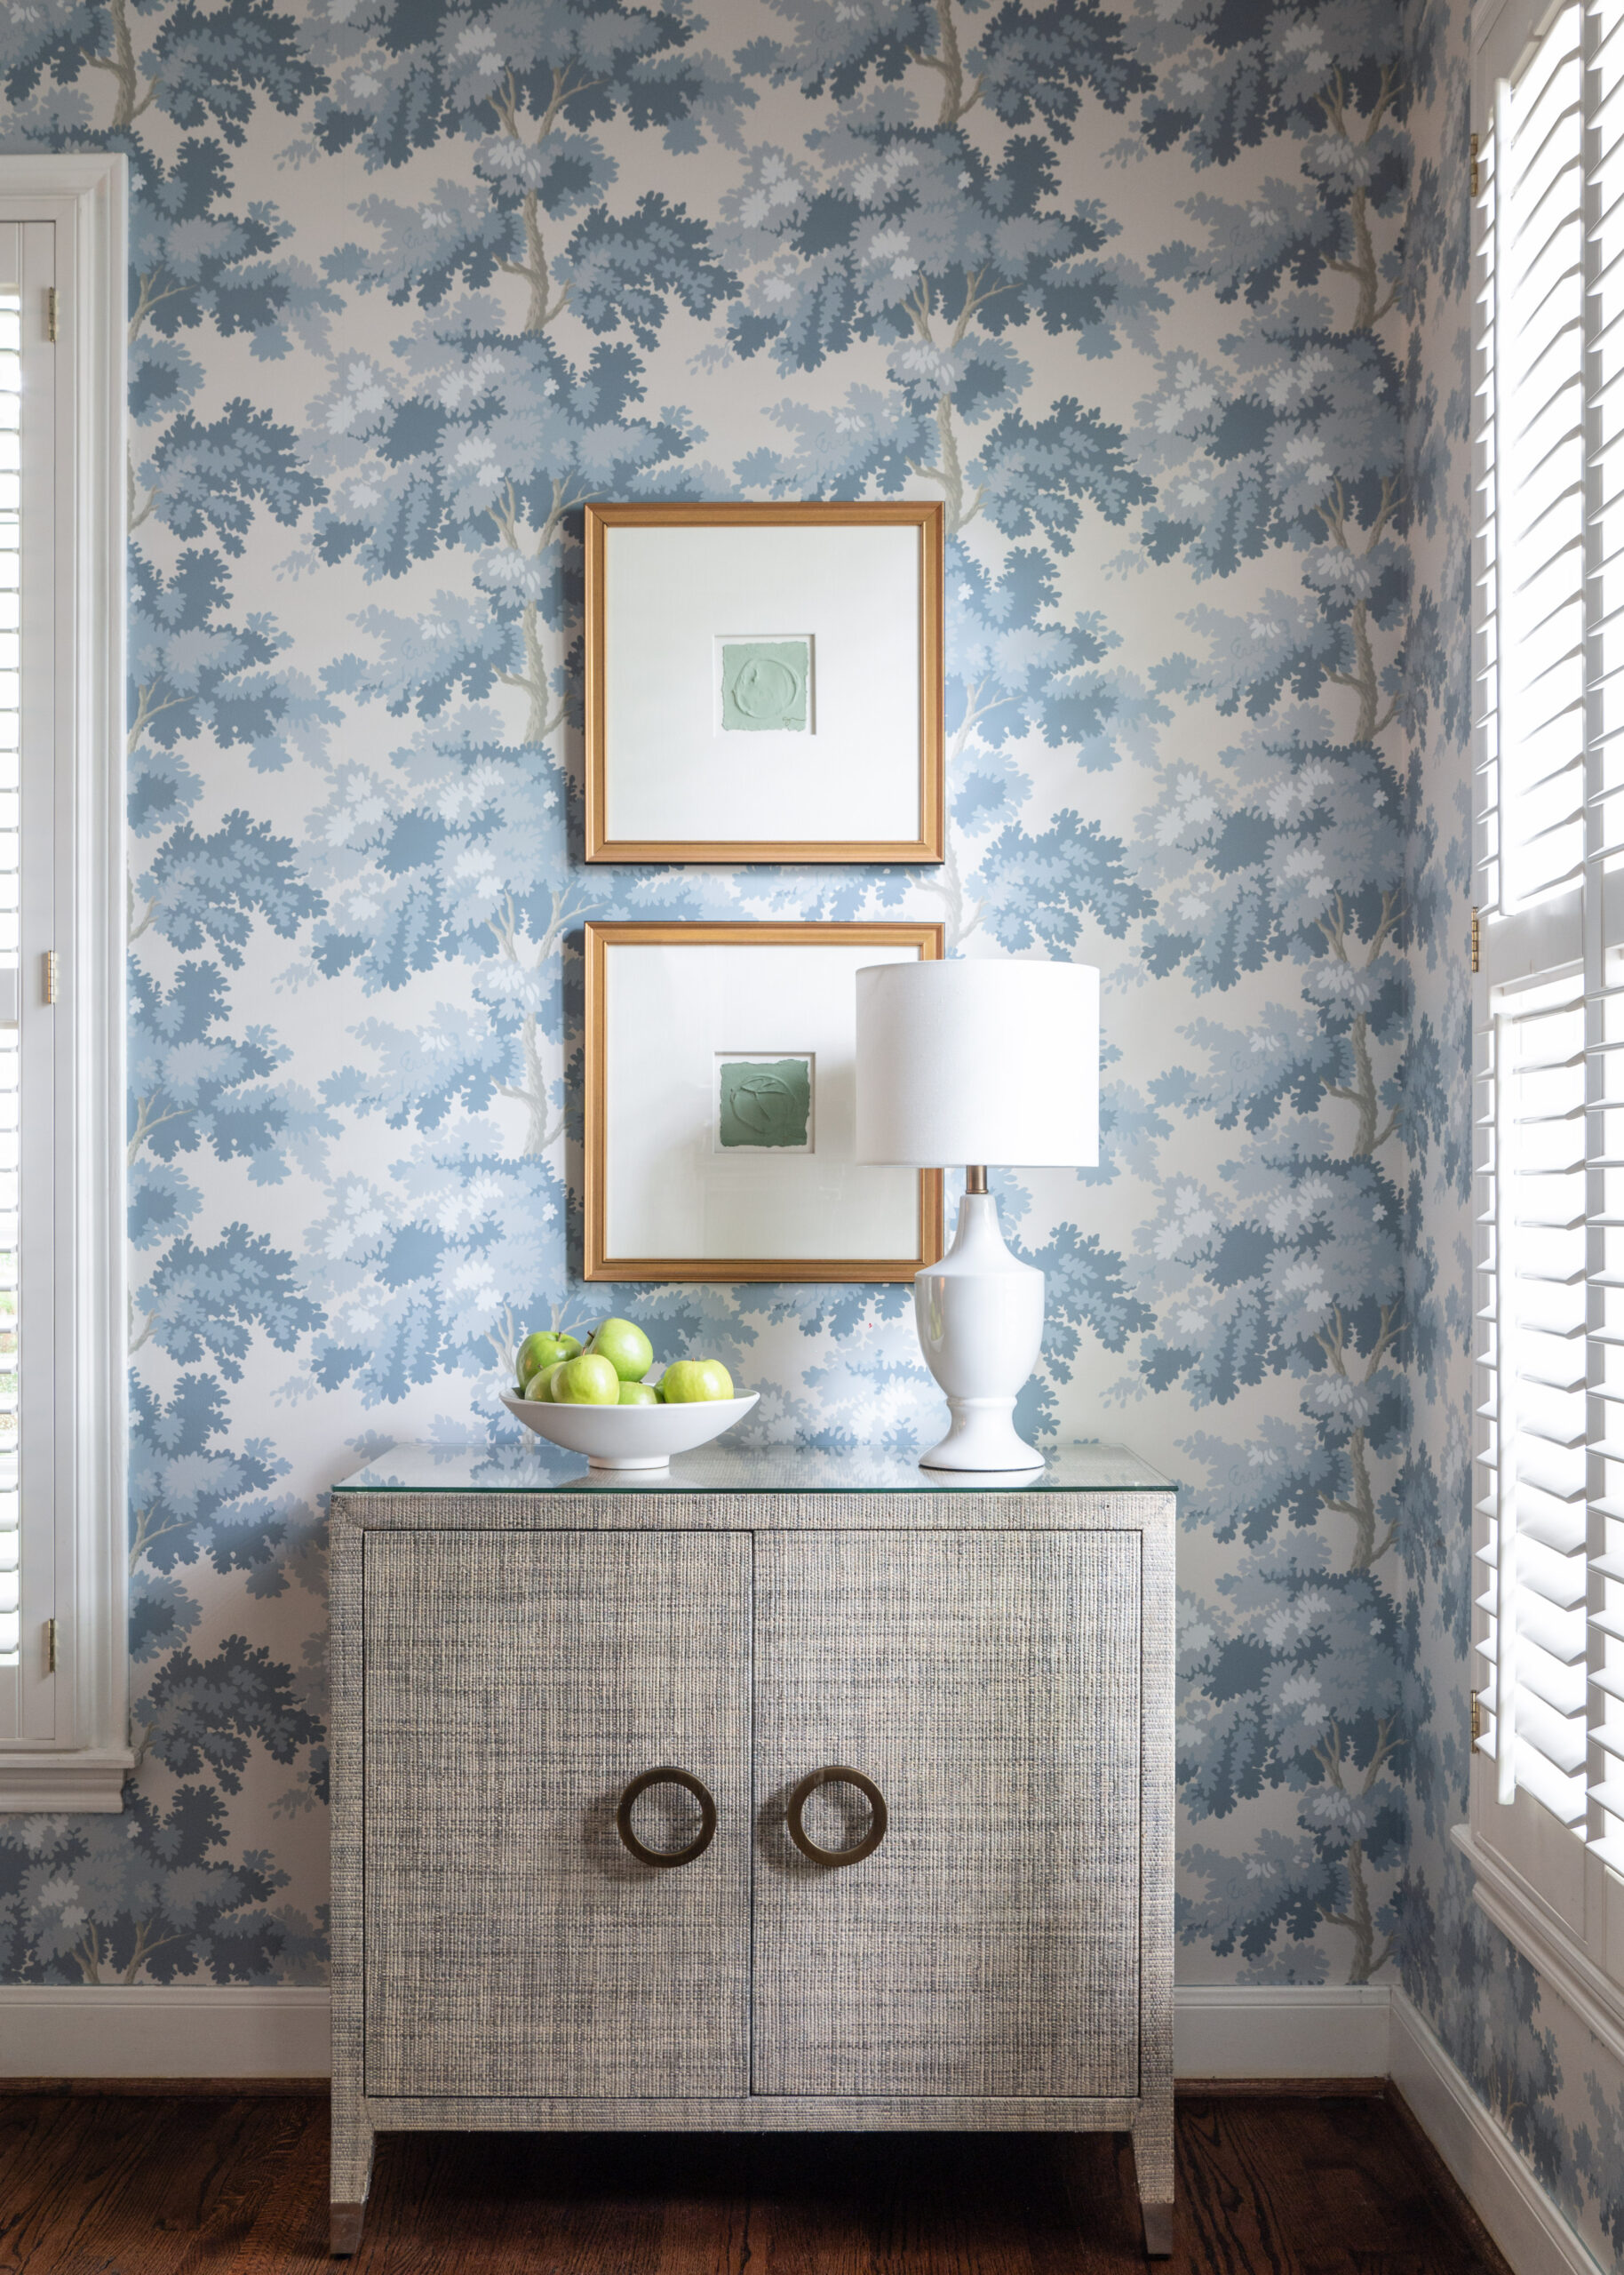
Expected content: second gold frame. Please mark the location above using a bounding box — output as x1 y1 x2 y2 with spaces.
584 501 945 866
584 921 945 1283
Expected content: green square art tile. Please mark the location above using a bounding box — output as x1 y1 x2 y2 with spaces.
720 639 810 731
718 1057 812 1148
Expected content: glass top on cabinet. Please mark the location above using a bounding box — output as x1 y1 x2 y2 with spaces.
330 1441 1174 1496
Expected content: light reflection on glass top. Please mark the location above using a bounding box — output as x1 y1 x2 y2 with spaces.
330 1441 1174 1496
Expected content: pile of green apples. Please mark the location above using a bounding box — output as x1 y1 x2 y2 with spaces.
514 1320 735 1408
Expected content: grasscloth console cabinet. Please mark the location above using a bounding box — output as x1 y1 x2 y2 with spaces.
329 1444 1175 2258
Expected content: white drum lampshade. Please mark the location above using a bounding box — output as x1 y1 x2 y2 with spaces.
855 960 1099 1168
856 959 1101 1472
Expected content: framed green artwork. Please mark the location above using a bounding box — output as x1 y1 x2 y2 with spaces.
583 502 945 866
584 921 944 1282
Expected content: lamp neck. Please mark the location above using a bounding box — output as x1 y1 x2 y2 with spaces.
965 1164 989 1194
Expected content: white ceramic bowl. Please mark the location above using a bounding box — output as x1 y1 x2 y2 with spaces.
498 1388 759 1471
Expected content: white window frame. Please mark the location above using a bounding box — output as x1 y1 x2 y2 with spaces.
1462 0 1624 2063
0 156 128 1812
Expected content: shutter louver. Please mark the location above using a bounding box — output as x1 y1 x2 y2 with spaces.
1477 981 1590 1823
1476 0 1624 1876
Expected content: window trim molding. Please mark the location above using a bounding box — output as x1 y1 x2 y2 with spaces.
1452 1823 1624 2066
0 153 129 1814
1465 0 1624 2016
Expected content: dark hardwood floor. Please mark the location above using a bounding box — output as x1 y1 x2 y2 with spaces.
0 2087 1516 2274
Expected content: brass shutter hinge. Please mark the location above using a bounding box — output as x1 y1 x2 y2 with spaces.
1470 906 1481 973
43 949 58 1005
44 286 56 344
44 1617 58 1674
1470 1695 1484 1748
1470 132 1481 199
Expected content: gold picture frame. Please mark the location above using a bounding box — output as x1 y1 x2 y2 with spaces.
583 501 945 866
584 921 945 1282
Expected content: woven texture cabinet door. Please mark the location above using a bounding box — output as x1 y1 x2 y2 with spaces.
754 1529 1141 2098
363 1529 749 2099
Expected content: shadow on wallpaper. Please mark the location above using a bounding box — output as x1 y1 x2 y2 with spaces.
0 0 1619 2261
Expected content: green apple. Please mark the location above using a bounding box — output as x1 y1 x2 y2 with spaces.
523 1361 569 1402
659 1358 734 1403
617 1381 659 1406
553 1353 621 1405
588 1317 654 1383
515 1329 580 1386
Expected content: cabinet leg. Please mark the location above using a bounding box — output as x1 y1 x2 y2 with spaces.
1131 2114 1174 2259
330 2096 375 2256
330 2204 366 2257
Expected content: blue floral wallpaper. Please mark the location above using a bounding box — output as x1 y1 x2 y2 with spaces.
0 0 1619 2259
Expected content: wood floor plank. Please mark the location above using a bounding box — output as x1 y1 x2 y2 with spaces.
736 2130 866 2275
736 2132 1039 2275
0 2095 133 2269
870 2135 1037 2275
1348 2261 1495 2275
1053 2130 1156 2271
217 2100 330 2275
639 2135 752 2275
47 2094 296 2275
975 2135 1122 2275
752 2130 933 2275
0 2094 171 2273
1237 2096 1486 2275
1294 2135 1454 2265
522 2132 672 2275
0 2092 98 2204
61 2095 235 2275
163 2095 319 2274
0 2088 1523 2274
484 2129 641 2275
353 2130 673 2275
1176 2095 1331 2275
1374 2094 1522 2275
346 2133 515 2275
1216 2097 1384 2274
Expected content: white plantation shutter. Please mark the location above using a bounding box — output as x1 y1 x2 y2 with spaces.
0 156 128 1813
0 224 49 1721
0 265 20 1669
1472 0 1624 2001
1477 977 1589 1824
1485 3 1586 917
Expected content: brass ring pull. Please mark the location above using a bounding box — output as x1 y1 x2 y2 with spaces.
616 1767 717 1868
786 1764 888 1868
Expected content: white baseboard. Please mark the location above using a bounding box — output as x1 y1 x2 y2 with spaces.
0 1985 330 2078
1389 1990 1602 2275
0 1982 1394 2086
1174 1983 1392 2079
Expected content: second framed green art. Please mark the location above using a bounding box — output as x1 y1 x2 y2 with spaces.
583 922 945 1283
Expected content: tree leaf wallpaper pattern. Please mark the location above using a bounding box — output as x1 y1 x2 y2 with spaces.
1 0 1620 2261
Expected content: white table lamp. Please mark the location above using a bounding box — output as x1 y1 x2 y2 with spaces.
856 959 1100 1472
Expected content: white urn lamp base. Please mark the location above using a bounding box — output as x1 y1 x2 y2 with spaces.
914 1186 1047 1473
920 1396 1046 1473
